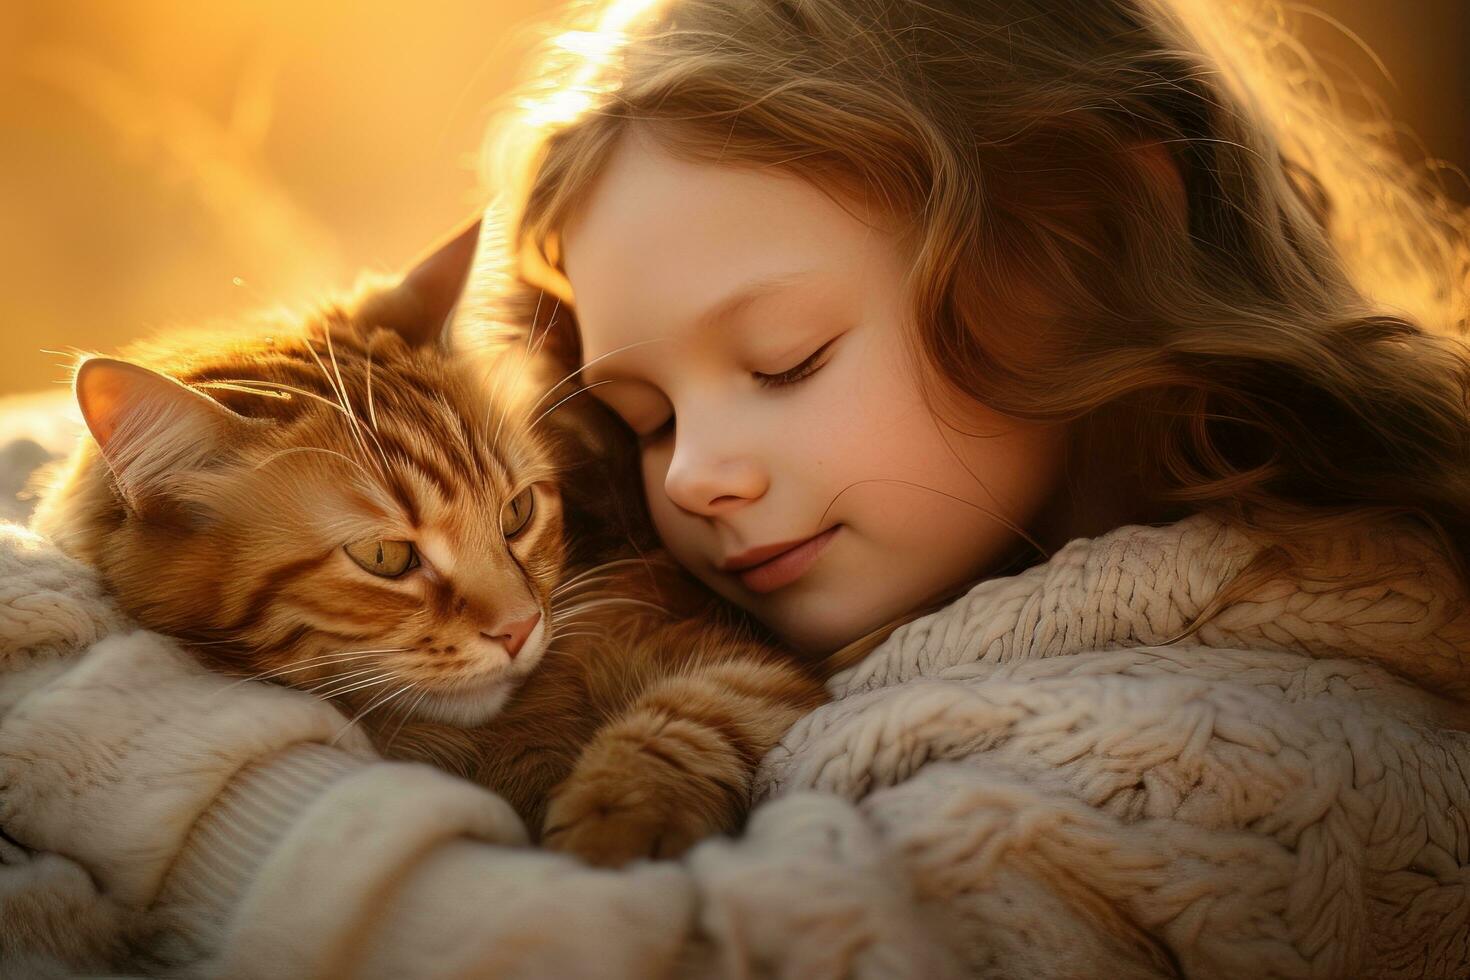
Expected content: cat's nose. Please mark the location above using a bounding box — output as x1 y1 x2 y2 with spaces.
483 610 541 658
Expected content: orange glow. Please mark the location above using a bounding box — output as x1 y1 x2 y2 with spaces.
2 0 1465 396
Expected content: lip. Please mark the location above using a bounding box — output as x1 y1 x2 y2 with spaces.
721 528 833 571
729 525 841 594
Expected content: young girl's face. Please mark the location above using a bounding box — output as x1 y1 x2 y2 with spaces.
561 132 1069 653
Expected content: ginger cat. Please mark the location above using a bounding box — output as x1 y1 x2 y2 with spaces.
33 224 826 865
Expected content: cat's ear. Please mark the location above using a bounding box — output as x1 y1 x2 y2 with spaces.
75 357 257 504
361 219 481 349
440 209 582 367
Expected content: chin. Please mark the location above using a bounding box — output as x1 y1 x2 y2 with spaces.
762 598 900 658
762 614 854 659
415 677 517 727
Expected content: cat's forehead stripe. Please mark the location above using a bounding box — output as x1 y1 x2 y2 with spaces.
374 426 459 502
186 324 534 519
386 390 505 488
383 416 513 501
383 469 421 527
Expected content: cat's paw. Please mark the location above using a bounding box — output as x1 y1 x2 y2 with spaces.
540 717 745 868
540 783 702 868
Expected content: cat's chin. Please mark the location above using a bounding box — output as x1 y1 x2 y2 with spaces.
414 676 519 727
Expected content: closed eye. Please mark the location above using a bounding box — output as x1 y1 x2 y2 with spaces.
632 337 838 444
753 338 836 389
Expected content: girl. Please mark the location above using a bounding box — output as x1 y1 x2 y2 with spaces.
3 0 1468 976
491 0 1470 647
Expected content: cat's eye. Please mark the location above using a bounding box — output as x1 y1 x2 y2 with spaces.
501 485 536 538
344 538 418 578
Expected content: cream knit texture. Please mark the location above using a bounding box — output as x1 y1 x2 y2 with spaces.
1 513 1468 978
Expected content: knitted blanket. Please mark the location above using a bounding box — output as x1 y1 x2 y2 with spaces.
2 438 1469 976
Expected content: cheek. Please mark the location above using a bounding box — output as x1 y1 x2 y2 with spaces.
948 412 1069 514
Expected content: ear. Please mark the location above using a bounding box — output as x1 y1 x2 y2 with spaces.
363 218 482 348
75 357 257 506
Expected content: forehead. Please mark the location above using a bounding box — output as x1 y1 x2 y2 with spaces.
560 133 893 373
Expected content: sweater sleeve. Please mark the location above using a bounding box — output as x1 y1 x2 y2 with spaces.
0 624 965 978
163 753 964 980
165 744 697 979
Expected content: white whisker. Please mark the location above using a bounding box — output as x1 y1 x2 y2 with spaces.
254 445 373 479
550 573 621 599
526 297 562 362
365 343 379 432
380 687 431 755
525 289 546 355
322 324 392 470
552 597 669 619
302 664 396 695
483 350 522 461
302 330 386 478
550 557 652 596
208 648 407 696
488 360 527 463
526 380 617 433
545 630 601 644
331 682 418 746
197 378 349 414
521 338 665 424
318 672 401 702
197 376 377 467
486 292 550 460
255 647 406 673
191 382 290 400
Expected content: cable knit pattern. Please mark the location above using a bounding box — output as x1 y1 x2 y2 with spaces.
757 514 1470 978
1 511 1468 978
0 524 127 672
830 516 1470 706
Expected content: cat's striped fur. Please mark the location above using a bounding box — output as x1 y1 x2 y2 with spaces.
33 226 827 864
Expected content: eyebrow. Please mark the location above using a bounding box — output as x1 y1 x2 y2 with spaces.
693 269 814 332
582 269 815 383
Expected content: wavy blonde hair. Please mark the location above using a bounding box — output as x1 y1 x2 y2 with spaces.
483 0 1470 651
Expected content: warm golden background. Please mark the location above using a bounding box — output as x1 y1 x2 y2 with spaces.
2 0 1467 397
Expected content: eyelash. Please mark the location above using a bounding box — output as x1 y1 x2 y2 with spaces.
636 340 836 443
754 339 836 389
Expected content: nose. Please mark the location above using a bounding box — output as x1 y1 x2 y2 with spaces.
662 417 768 516
482 610 541 658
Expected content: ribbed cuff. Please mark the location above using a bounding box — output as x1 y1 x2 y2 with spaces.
147 743 366 969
